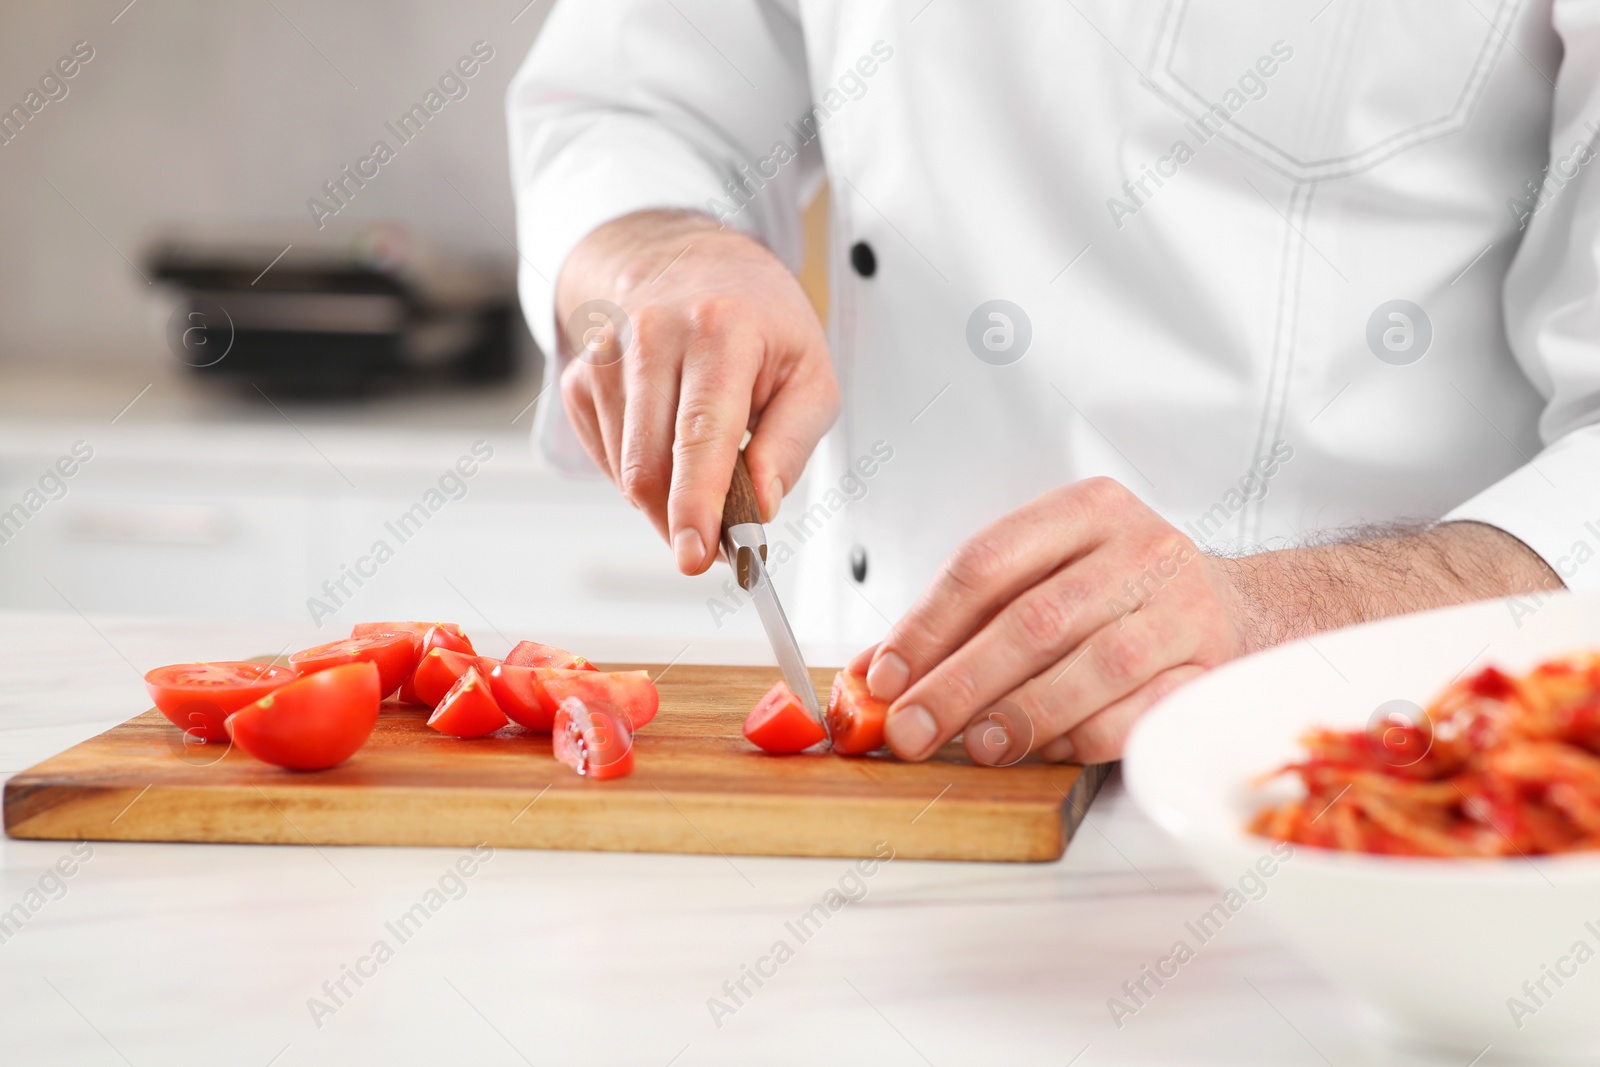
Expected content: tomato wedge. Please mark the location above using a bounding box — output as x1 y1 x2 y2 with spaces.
489 665 657 731
396 625 477 705
543 670 657 730
744 680 827 754
826 670 888 756
413 648 503 708
225 662 380 770
552 695 634 779
351 621 465 642
427 667 508 738
504 640 596 671
289 633 418 699
487 663 553 730
145 661 296 743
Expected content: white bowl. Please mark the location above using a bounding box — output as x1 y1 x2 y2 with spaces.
1124 590 1600 1058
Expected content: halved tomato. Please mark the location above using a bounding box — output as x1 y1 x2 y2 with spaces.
826 670 888 756
396 625 477 705
225 662 380 770
413 648 503 708
504 640 596 671
427 667 508 738
289 632 418 698
744 680 827 754
552 695 634 779
145 661 296 743
489 665 657 732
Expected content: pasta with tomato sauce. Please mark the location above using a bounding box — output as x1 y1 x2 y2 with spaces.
1250 653 1600 857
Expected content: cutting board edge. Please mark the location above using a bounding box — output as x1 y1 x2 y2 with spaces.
3 771 1102 863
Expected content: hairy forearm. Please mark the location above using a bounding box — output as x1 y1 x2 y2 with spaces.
1218 521 1565 654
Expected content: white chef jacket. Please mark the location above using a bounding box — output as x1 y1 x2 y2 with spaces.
508 0 1600 647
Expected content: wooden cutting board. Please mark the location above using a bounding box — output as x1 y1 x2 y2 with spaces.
4 664 1109 862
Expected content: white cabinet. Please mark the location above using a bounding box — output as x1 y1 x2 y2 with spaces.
0 421 766 651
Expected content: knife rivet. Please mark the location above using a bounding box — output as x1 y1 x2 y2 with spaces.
849 545 867 583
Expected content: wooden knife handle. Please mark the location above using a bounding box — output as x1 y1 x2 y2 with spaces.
721 451 763 530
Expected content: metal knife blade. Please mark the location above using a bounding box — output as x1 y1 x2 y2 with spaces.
719 453 828 742
725 522 826 731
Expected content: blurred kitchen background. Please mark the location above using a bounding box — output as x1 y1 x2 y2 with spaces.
0 1 829 648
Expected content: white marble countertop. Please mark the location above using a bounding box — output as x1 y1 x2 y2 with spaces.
0 612 1507 1067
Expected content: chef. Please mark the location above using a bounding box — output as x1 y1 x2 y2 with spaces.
506 1 1599 767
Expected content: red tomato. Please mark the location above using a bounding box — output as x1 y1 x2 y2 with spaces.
225 662 380 770
351 620 463 686
487 663 552 730
422 625 476 656
504 640 596 671
827 670 888 756
426 667 508 738
145 661 296 743
351 621 465 641
394 625 477 705
744 680 827 754
553 696 634 780
289 633 418 699
543 670 657 730
412 649 503 708
489 665 657 732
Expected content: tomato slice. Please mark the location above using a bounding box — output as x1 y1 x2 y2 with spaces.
395 625 477 705
225 662 380 770
145 661 296 743
504 640 597 671
826 670 888 756
289 633 418 699
426 667 508 738
412 649 503 708
489 665 657 732
553 695 634 779
744 680 827 754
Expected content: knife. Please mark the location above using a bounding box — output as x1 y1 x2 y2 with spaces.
719 451 830 743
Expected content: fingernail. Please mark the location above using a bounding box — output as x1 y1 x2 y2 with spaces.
848 643 879 675
885 704 937 759
867 651 910 701
765 476 784 519
673 527 706 572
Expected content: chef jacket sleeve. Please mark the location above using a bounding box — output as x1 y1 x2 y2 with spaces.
506 0 819 473
1442 4 1600 589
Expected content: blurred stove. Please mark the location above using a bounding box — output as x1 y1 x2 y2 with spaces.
148 222 525 397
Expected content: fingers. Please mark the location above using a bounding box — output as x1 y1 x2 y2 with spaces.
1038 665 1204 764
666 301 760 575
867 479 1123 703
584 358 628 484
743 345 840 521
883 549 1129 759
848 643 879 676
959 611 1194 766
618 339 682 542
559 362 608 475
